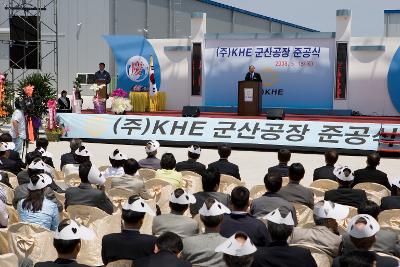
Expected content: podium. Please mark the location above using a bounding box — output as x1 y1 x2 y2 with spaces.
95 79 107 99
237 80 262 116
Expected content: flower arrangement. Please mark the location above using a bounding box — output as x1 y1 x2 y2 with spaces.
131 85 148 92
45 113 69 142
111 88 131 114
112 88 129 98
0 73 13 122
90 83 105 92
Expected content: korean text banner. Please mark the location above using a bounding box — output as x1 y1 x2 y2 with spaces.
58 113 388 151
204 38 335 109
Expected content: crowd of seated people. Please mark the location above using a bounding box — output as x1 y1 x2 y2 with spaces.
0 136 399 267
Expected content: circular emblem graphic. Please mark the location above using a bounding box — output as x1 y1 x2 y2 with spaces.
126 56 149 82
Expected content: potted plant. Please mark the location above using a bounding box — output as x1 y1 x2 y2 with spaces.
0 73 13 124
45 121 68 142
72 77 83 113
111 88 132 115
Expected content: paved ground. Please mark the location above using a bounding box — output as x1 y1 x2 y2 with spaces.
37 141 399 188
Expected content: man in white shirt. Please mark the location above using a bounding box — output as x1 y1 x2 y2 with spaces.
10 99 26 155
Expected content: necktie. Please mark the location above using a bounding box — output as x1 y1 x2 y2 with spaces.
251 73 254 80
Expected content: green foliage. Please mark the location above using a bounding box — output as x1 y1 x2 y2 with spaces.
73 77 81 89
17 73 57 118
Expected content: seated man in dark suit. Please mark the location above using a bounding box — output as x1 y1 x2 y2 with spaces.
215 232 257 267
34 219 94 267
268 149 291 177
134 232 191 267
60 139 82 170
102 196 157 265
64 161 113 214
175 145 206 175
324 166 368 208
208 144 240 180
190 168 230 216
313 150 339 181
353 152 391 190
244 65 262 82
381 177 400 211
0 142 22 175
252 208 317 267
26 138 54 167
220 186 270 247
0 133 25 170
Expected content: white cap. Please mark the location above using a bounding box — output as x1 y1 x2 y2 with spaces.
41 150 53 158
28 173 53 190
110 149 128 161
122 197 156 216
145 140 160 153
263 208 295 226
199 200 231 216
28 159 50 172
347 214 380 238
391 177 400 188
75 146 92 157
54 220 95 240
333 166 354 181
0 142 15 152
169 190 196 205
314 200 349 220
87 165 105 185
215 232 257 256
188 145 201 155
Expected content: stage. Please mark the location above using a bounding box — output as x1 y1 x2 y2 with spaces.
58 110 400 155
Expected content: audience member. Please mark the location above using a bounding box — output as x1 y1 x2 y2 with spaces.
324 166 368 208
252 208 317 267
63 145 92 176
0 142 22 175
134 231 192 267
250 172 297 223
10 98 26 155
339 250 377 267
313 150 339 181
26 138 54 167
0 133 25 169
333 214 398 267
155 153 184 187
102 196 157 264
17 173 59 230
65 161 113 214
342 200 400 257
182 198 230 266
353 152 391 190
58 90 71 110
215 232 257 267
138 140 161 170
268 149 291 177
208 144 241 180
190 168 230 216
60 138 82 170
0 188 8 228
34 219 94 267
0 170 12 188
278 163 314 209
220 186 270 247
381 177 400 210
103 149 127 178
175 145 206 175
289 200 348 257
153 188 199 237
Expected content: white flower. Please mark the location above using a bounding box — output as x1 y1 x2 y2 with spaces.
90 84 106 92
111 97 132 113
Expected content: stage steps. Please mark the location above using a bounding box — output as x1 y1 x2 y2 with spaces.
378 131 400 153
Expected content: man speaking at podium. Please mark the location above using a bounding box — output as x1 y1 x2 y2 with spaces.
245 65 262 82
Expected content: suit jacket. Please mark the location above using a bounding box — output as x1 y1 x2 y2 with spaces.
152 213 199 238
133 250 192 267
278 182 315 209
0 156 22 175
138 156 161 170
251 241 317 267
353 166 391 190
250 192 298 224
111 173 152 199
220 212 270 247
190 191 230 216
13 184 63 212
0 172 12 188
324 187 368 208
208 159 241 180
65 183 114 214
288 226 342 257
333 251 398 267
313 164 337 181
380 196 400 211
175 159 206 175
9 150 26 169
268 163 289 177
182 232 227 267
60 152 76 170
58 97 71 110
35 259 91 267
25 149 55 168
245 72 262 82
102 230 156 265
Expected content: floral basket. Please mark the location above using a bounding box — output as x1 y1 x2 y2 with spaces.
111 88 132 115
93 99 107 114
45 131 60 142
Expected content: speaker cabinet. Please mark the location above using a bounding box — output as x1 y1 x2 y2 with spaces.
266 108 285 120
182 106 200 117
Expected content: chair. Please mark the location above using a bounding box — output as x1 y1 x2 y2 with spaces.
282 177 289 187
107 188 133 209
55 169 64 180
7 174 19 189
310 187 325 204
54 191 66 207
106 259 134 267
290 243 333 267
180 171 201 179
293 203 314 228
219 174 245 194
153 185 175 214
8 222 58 264
338 205 358 231
144 178 171 189
104 176 115 191
353 182 391 205
249 185 265 200
140 199 157 235
0 182 14 205
376 252 400 261
64 173 81 187
138 168 157 181
310 179 338 191
66 205 109 226
99 165 110 173
378 209 400 229
0 228 9 254
0 253 19 267
6 205 19 225
182 174 202 194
